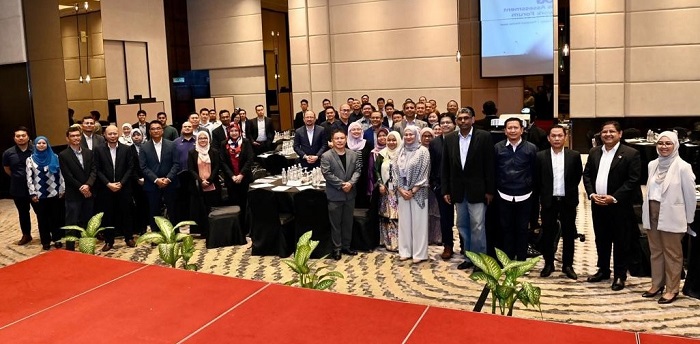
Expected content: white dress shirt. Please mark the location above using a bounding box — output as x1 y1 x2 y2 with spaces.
256 118 267 141
595 142 620 196
153 139 163 162
458 127 473 169
306 126 314 145
83 134 93 150
551 148 565 197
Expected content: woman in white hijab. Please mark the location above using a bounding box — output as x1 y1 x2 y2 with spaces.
375 130 402 251
119 123 133 145
641 131 696 304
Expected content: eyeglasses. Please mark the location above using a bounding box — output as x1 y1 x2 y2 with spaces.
656 141 673 147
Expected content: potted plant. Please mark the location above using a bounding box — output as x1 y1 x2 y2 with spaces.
282 231 344 290
465 248 542 316
62 212 112 255
136 216 198 271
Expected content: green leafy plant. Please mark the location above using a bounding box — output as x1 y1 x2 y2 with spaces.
136 216 198 271
466 248 542 317
62 212 112 255
282 231 344 290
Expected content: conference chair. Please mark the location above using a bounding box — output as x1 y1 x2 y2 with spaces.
248 188 295 257
293 189 333 258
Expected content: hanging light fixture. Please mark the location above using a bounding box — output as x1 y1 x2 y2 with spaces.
456 0 461 62
74 3 83 83
84 2 91 84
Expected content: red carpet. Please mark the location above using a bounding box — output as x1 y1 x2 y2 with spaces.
2 251 699 343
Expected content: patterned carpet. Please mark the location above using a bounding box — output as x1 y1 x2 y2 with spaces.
1 174 699 339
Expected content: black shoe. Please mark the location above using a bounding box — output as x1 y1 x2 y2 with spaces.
457 261 474 270
340 248 358 256
540 264 555 277
642 287 664 298
587 270 611 282
611 278 625 291
53 242 63 249
101 243 113 252
658 293 679 304
42 244 51 251
562 266 578 280
682 288 700 300
17 235 32 245
331 250 341 260
66 241 76 251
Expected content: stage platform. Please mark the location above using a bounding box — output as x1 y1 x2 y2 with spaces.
0 251 697 344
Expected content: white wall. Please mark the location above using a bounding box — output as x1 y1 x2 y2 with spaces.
0 0 27 65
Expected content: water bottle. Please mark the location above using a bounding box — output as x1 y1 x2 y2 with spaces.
281 168 287 183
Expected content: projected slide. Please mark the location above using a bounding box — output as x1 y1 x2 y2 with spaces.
480 0 554 77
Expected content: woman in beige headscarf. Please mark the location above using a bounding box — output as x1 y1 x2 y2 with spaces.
641 131 696 304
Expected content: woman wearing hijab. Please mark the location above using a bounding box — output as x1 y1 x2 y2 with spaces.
188 131 222 236
393 125 431 263
25 136 65 250
375 131 402 251
641 131 696 304
129 128 149 235
119 123 133 146
347 122 372 208
420 127 441 245
221 123 254 224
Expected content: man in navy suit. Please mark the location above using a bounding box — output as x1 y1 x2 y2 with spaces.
94 125 135 251
362 111 388 148
139 120 180 232
293 110 326 169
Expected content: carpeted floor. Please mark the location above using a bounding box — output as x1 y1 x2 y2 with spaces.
1 165 699 339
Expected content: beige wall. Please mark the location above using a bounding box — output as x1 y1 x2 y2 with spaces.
289 0 460 114
0 0 26 65
23 0 68 145
570 0 700 118
61 12 108 120
188 0 266 119
101 0 172 121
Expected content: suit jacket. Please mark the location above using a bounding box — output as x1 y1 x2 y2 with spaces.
132 122 150 140
211 125 227 151
80 133 106 151
321 148 362 202
139 139 181 192
535 148 582 208
188 148 222 192
392 119 427 135
58 147 97 201
294 111 305 129
220 139 255 183
441 129 495 204
582 143 641 205
94 143 134 192
293 125 326 164
246 117 275 143
428 135 445 190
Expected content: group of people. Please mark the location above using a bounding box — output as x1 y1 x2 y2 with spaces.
3 95 699 303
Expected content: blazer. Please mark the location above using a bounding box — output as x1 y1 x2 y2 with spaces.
211 125 227 151
641 159 696 233
535 148 582 208
246 117 275 143
293 111 305 129
220 139 255 183
441 129 495 204
58 146 97 201
428 135 445 190
139 139 181 192
582 143 642 205
293 125 326 161
188 148 222 192
392 119 427 135
94 143 134 192
80 133 106 151
320 148 362 202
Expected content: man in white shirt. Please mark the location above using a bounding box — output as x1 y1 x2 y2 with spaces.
189 112 210 137
246 104 274 155
80 116 105 151
583 121 641 291
293 111 326 169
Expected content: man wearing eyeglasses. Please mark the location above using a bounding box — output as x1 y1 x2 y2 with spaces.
583 121 641 291
332 103 353 135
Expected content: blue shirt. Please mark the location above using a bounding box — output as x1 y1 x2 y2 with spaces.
2 145 33 197
174 136 196 171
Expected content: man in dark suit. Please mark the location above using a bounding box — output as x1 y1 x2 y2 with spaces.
583 121 641 291
94 125 135 251
321 129 362 260
139 120 181 232
246 104 275 155
442 107 495 269
59 126 97 251
211 109 232 149
133 109 149 140
536 125 582 280
293 110 326 169
293 99 309 129
429 115 456 260
362 111 388 147
80 116 106 151
237 108 250 139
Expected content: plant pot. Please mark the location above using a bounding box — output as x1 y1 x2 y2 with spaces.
78 237 98 255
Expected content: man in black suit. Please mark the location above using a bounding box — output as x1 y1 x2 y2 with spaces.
293 99 309 129
583 121 641 291
94 125 135 251
536 125 582 280
237 108 250 139
246 104 275 155
442 108 495 269
80 116 106 151
133 109 149 140
293 110 326 169
59 126 97 251
429 115 456 260
211 109 232 149
139 120 181 232
473 100 499 131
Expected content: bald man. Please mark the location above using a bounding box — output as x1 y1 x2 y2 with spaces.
94 125 136 251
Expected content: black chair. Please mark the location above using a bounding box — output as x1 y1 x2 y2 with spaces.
351 208 376 251
206 206 246 249
622 128 641 140
248 188 295 257
293 189 333 258
265 154 288 175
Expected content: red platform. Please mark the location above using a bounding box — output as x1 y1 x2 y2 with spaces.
0 250 697 343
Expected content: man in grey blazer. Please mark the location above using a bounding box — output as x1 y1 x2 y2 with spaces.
321 129 362 260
